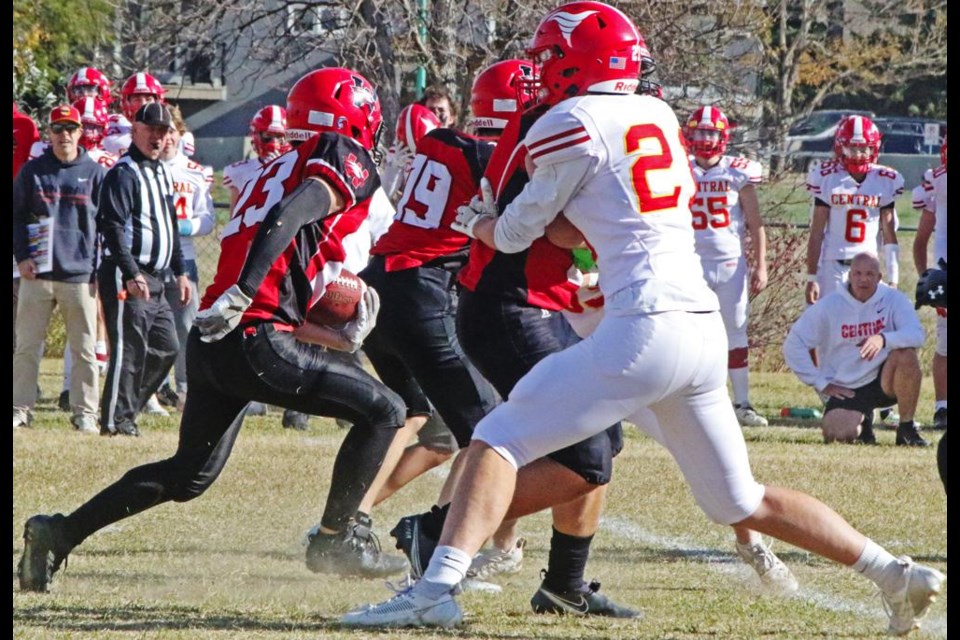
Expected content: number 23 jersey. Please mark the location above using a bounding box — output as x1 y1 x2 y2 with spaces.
806 160 903 261
689 155 762 261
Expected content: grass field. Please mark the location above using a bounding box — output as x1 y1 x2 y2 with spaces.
13 360 947 639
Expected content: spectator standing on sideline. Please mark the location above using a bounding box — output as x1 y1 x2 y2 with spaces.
17 67 411 593
418 86 457 128
13 105 106 433
13 103 41 354
911 136 947 430
344 4 944 634
155 105 215 412
96 103 190 437
783 252 927 445
683 105 769 428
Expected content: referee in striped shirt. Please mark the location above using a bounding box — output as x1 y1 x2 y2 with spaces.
97 103 191 436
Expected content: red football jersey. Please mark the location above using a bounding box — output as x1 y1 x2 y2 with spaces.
457 108 580 312
372 128 494 271
201 132 380 328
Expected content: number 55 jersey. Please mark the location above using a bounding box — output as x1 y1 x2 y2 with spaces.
689 155 762 261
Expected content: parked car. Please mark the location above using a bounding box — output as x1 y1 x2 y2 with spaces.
873 117 945 154
785 109 877 153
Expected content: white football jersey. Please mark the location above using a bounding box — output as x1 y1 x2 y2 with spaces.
783 282 924 390
690 155 762 260
222 157 264 193
102 113 131 156
498 93 715 314
28 140 47 161
911 164 947 266
806 160 903 261
163 153 215 261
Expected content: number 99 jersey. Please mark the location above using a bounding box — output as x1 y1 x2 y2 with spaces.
806 160 904 261
689 155 762 261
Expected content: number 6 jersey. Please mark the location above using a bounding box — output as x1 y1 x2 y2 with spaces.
689 155 762 261
806 160 904 261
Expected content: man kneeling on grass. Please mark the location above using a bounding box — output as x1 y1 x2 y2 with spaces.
783 252 927 446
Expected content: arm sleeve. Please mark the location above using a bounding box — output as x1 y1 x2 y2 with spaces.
185 180 216 237
884 291 926 349
235 177 333 298
493 155 597 254
783 308 830 391
12 168 33 262
96 167 141 280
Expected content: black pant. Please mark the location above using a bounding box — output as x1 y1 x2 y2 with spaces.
98 262 179 433
360 256 499 447
457 290 623 485
61 324 406 549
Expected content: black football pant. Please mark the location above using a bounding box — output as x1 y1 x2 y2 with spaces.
457 290 623 485
98 262 179 433
60 324 406 549
360 256 499 447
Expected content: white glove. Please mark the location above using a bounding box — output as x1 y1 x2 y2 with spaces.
452 177 497 238
194 284 253 343
381 143 416 201
339 287 380 352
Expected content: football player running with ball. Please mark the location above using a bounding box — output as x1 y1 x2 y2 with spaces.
341 2 945 634
17 67 411 593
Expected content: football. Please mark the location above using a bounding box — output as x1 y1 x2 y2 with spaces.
306 270 364 326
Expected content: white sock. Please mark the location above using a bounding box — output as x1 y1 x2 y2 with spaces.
62 348 73 392
730 367 750 406
852 538 902 593
935 400 947 411
420 545 472 596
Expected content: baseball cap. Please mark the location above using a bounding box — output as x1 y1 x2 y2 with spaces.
48 105 82 127
135 102 172 127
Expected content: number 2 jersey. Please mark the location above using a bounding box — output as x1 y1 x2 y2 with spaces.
371 128 494 271
690 155 762 261
805 160 904 261
200 132 380 328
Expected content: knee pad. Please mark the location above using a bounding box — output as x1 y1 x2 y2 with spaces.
546 423 622 485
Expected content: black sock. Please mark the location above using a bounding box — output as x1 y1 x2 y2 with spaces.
543 527 593 593
898 420 916 430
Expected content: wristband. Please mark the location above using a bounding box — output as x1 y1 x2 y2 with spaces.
806 274 818 283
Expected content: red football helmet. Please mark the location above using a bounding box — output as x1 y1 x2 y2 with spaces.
394 104 441 152
73 97 109 149
833 115 881 175
940 133 947 168
469 59 538 132
286 67 383 151
684 106 730 159
249 105 291 160
525 1 653 106
120 72 166 120
67 67 113 105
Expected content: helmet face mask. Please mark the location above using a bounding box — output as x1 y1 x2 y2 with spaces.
684 106 730 159
286 68 383 154
67 67 113 105
525 1 648 107
249 105 291 160
73 97 109 149
833 115 881 175
120 72 166 120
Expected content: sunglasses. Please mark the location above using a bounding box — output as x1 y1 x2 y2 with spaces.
50 123 80 134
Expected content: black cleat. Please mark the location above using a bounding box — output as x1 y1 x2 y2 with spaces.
390 508 444 579
857 415 878 445
18 514 70 592
932 407 947 430
57 390 70 413
156 385 179 408
282 409 309 430
531 573 643 618
896 422 930 447
305 520 408 578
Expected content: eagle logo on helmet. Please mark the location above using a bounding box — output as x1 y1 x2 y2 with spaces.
548 10 599 46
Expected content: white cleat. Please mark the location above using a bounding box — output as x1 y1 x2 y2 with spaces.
881 556 945 636
735 404 769 427
144 395 169 417
340 584 463 628
735 539 799 595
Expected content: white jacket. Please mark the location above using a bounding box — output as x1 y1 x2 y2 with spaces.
783 283 924 391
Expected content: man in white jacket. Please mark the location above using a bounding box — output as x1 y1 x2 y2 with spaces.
783 252 927 446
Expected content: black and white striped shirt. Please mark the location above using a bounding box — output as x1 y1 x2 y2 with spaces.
97 143 184 280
